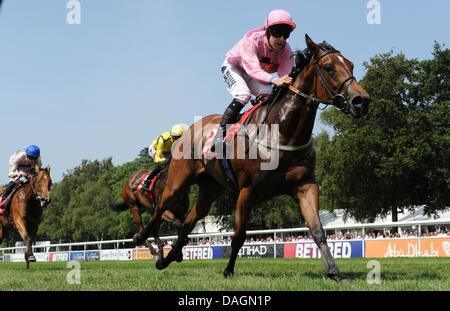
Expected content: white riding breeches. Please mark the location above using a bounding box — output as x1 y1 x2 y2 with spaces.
148 145 156 160
221 59 275 104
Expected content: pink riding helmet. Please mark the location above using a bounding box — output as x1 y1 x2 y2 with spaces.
264 9 297 30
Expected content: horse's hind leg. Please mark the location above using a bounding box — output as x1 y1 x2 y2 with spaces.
223 187 254 277
130 203 145 233
130 202 152 250
156 176 223 270
294 182 345 281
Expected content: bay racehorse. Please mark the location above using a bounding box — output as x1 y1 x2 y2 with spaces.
110 168 189 256
0 165 52 268
135 34 369 280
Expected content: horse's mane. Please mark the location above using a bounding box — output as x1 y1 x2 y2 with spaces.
291 41 337 79
317 41 336 52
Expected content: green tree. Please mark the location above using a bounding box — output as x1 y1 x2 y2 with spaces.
317 44 449 222
210 192 302 231
39 155 154 242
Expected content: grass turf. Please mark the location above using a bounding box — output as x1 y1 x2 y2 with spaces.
0 257 448 291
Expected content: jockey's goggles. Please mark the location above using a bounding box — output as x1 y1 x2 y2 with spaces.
269 25 292 39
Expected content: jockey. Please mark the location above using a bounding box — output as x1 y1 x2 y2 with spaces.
1 145 42 202
212 9 304 152
141 124 187 192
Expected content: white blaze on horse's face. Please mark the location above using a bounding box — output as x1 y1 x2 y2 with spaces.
34 172 52 207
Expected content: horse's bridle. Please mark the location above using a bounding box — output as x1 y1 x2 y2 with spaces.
29 174 51 207
288 49 356 112
253 49 357 152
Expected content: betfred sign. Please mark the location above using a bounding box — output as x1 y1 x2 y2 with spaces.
182 246 213 260
284 240 363 258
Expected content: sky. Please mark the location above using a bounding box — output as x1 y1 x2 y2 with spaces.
0 0 448 183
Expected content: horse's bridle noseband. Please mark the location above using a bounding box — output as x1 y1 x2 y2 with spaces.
29 174 51 207
288 49 356 112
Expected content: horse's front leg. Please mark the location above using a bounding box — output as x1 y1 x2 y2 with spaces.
223 187 253 278
160 209 184 262
0 222 8 244
156 177 222 270
294 182 346 281
15 217 36 268
151 217 164 260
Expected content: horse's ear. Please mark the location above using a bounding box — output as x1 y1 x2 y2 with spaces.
46 165 51 175
305 34 318 54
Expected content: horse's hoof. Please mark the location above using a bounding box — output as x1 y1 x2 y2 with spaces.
133 233 145 246
27 255 36 262
172 219 182 229
155 258 169 270
328 273 350 282
223 269 234 278
176 252 183 263
146 244 158 256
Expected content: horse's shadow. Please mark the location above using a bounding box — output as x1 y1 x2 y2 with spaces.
232 270 364 281
226 270 445 282
302 270 445 281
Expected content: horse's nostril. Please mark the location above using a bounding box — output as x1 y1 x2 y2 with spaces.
352 96 364 108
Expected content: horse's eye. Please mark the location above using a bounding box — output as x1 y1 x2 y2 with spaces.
324 63 335 73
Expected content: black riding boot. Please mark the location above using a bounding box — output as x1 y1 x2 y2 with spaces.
211 99 245 152
141 161 169 191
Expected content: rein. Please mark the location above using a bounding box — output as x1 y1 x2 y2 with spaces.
254 48 355 152
29 176 42 201
288 49 355 112
255 135 314 151
29 173 50 206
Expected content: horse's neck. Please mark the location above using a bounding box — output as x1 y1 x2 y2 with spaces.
11 183 35 208
267 67 318 147
22 183 34 199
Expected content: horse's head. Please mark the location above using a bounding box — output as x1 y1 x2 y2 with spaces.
299 34 369 118
30 164 52 208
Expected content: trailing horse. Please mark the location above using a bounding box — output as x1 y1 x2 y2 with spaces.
136 35 369 281
110 168 189 256
0 165 52 269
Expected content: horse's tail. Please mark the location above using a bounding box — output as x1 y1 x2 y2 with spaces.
109 201 129 212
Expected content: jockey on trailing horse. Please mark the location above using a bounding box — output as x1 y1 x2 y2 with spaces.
141 124 187 192
212 9 311 152
0 145 42 213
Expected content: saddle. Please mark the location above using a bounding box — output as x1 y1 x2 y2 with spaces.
202 94 273 159
0 182 25 220
136 171 162 205
201 94 273 189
